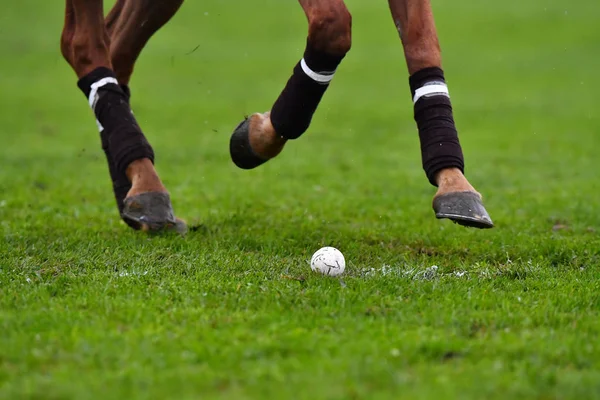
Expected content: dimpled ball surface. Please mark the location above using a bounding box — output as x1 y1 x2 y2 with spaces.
310 247 346 276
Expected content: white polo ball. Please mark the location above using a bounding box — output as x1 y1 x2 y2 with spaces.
310 247 346 276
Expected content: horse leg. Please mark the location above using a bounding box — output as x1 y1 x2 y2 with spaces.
61 0 185 233
388 0 493 228
93 0 184 223
105 0 184 86
229 0 352 169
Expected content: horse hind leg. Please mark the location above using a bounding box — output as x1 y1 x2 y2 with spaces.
60 0 186 233
105 0 185 86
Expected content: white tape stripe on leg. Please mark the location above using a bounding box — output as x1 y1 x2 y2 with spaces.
300 58 335 84
413 84 450 104
88 77 119 108
88 77 119 132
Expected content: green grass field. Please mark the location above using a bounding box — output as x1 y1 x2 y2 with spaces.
2 0 600 399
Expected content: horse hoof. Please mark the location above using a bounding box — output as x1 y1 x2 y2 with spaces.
433 191 494 229
121 192 186 234
229 118 268 170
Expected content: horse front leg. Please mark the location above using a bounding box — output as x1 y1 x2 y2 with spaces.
388 0 494 229
229 0 352 169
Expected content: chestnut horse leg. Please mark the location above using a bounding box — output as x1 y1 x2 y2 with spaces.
229 0 352 170
60 0 185 233
105 0 185 86
99 0 184 219
388 0 493 228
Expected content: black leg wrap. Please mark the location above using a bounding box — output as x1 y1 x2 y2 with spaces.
78 68 154 178
120 84 131 100
410 67 465 186
100 137 131 213
105 84 132 213
111 83 133 212
270 41 345 140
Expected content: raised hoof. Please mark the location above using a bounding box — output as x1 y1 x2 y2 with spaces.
229 118 268 170
433 191 494 229
121 192 187 234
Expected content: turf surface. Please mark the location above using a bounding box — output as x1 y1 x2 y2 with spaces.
1 0 600 399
